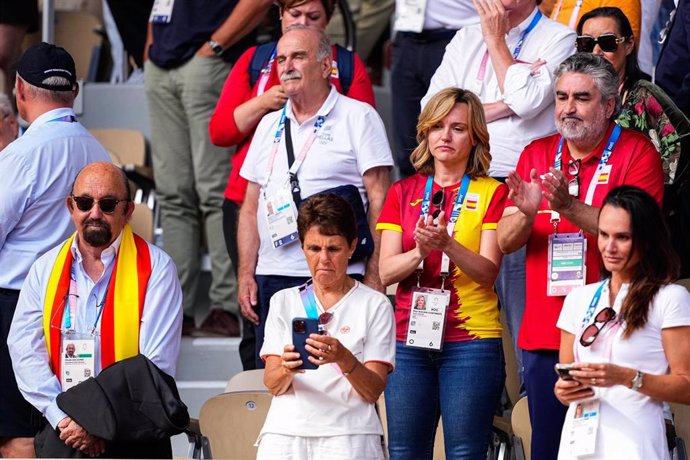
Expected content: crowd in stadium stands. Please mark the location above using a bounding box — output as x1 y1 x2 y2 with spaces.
1 0 690 459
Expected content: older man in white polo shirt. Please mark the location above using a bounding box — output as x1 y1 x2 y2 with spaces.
237 25 393 368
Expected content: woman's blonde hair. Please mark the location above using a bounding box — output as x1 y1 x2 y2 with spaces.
410 88 491 178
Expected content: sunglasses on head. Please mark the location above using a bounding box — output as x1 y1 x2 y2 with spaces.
70 195 129 214
576 33 627 53
580 307 616 347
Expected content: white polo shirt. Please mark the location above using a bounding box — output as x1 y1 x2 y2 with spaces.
241 86 394 277
394 0 479 31
259 281 396 438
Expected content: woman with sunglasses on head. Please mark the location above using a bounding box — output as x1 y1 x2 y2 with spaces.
576 7 685 183
377 88 507 460
258 193 395 460
554 185 690 460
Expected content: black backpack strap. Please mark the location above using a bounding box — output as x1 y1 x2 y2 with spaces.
249 41 278 88
334 44 354 96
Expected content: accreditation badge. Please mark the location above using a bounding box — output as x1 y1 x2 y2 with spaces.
547 232 586 296
265 186 299 249
405 288 450 351
566 400 600 457
394 0 428 33
149 0 174 23
61 339 95 391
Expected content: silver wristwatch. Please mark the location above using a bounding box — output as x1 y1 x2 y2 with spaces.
207 39 224 56
631 370 644 391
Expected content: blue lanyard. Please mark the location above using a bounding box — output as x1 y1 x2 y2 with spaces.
298 279 319 319
419 175 471 225
581 280 607 327
262 48 277 77
555 123 621 171
512 11 542 59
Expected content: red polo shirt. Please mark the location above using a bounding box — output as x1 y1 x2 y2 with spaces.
508 123 664 351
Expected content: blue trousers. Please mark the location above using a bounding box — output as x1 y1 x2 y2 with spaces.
391 29 457 178
385 339 505 460
523 349 568 460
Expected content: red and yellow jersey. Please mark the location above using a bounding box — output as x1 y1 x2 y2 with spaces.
377 174 507 343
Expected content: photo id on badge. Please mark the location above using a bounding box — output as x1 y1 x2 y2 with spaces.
394 0 428 33
405 288 450 351
61 339 95 391
266 187 299 249
547 232 586 296
567 400 600 456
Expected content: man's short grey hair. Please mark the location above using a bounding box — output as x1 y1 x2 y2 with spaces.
0 93 14 117
554 53 622 120
284 24 332 61
18 75 76 106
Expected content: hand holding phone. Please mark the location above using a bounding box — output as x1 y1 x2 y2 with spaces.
555 363 579 380
292 317 321 370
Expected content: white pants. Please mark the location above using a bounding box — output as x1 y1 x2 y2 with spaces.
256 433 385 460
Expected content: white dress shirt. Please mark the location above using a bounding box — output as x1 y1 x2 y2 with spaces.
421 8 576 177
8 232 183 429
0 107 109 290
394 0 479 31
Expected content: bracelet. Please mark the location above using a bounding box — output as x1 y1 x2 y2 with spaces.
343 360 359 376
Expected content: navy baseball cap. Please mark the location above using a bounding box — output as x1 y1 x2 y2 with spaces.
16 42 77 91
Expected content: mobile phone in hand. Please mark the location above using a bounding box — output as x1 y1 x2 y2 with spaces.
555 363 578 380
292 317 320 370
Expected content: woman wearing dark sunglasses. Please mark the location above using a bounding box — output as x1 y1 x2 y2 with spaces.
376 88 507 459
554 185 690 460
576 7 685 184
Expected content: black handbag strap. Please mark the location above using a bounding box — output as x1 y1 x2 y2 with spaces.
284 118 303 204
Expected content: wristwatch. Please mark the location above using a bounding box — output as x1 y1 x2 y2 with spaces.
207 39 224 56
631 370 644 391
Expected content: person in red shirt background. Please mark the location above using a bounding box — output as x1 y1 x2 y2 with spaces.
209 0 375 370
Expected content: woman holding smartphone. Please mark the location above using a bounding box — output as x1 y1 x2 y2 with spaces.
555 186 690 459
258 193 395 460
377 88 507 460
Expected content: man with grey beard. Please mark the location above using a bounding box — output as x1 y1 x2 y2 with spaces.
496 53 664 460
237 25 392 367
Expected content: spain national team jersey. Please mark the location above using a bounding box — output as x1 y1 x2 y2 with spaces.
377 174 507 343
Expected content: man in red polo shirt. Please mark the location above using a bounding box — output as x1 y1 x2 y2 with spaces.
497 53 664 460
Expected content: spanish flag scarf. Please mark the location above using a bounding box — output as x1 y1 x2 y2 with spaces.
42 224 152 378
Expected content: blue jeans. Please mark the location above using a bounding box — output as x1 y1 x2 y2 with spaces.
494 246 526 389
522 349 568 460
385 339 505 460
391 30 456 178
255 274 311 369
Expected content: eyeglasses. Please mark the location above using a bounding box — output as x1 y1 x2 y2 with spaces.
70 195 129 214
317 311 333 333
579 307 616 347
431 190 444 219
567 159 581 198
576 34 628 53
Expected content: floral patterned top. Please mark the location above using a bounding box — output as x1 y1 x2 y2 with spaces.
618 79 684 184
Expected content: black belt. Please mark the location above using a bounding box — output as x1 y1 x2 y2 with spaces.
0 288 20 296
398 28 458 43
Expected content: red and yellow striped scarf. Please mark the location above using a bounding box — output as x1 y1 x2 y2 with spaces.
42 224 152 378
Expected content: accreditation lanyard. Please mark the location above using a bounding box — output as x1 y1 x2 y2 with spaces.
573 280 622 364
551 124 621 226
416 175 471 288
64 264 109 336
299 279 319 320
476 10 542 81
256 47 277 96
262 106 326 197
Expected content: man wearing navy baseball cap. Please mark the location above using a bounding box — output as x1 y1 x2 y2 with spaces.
0 42 109 457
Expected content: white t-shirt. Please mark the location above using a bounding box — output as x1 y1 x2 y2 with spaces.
557 282 690 460
259 281 396 438
421 8 576 177
241 86 393 277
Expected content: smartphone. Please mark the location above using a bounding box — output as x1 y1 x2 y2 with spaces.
554 363 577 380
292 317 321 370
